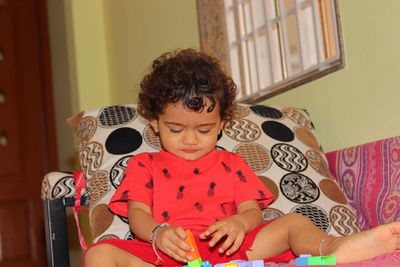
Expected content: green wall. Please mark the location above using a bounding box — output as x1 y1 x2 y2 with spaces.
262 0 400 152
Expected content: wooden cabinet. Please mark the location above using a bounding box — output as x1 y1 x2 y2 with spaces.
0 0 58 266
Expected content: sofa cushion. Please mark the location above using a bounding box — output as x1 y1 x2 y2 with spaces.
75 104 360 243
326 136 400 230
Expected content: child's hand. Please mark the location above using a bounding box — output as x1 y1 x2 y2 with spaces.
155 226 194 263
199 216 246 256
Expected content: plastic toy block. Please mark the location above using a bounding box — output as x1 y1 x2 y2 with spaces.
295 255 336 266
185 229 201 260
214 260 264 267
182 229 208 267
188 258 203 267
183 260 211 267
295 254 311 266
309 255 336 265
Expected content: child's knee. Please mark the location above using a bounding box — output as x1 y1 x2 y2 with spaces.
280 213 313 226
85 244 116 263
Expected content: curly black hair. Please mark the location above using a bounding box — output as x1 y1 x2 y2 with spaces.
137 49 237 121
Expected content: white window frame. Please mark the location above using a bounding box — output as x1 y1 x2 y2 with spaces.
197 0 345 103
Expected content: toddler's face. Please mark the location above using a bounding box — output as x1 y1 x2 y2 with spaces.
150 100 224 160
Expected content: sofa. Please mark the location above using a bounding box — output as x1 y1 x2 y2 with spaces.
41 103 400 267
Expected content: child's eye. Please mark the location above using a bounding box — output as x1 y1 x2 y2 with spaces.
170 129 182 133
198 129 210 134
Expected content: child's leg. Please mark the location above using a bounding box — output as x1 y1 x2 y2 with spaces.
246 213 400 263
246 213 326 260
85 244 156 267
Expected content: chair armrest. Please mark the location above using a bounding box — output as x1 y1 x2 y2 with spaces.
42 171 89 267
42 171 89 200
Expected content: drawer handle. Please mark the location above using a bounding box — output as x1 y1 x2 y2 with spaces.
0 90 5 103
0 132 8 147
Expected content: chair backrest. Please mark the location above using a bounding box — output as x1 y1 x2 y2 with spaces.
74 103 360 243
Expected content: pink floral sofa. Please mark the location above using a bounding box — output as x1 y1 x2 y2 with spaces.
41 104 400 267
323 136 400 266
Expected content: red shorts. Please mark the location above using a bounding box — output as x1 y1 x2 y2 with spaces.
84 222 295 266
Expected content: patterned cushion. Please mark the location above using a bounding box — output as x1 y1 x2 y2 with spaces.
76 104 360 243
326 136 400 230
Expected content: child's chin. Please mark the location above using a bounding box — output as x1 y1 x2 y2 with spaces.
179 152 205 161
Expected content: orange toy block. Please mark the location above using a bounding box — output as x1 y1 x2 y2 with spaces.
185 229 201 260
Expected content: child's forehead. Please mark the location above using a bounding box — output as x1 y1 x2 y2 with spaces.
160 101 221 122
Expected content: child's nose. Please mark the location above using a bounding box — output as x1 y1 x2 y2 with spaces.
182 131 199 145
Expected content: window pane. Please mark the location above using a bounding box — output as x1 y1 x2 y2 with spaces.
258 28 272 89
243 1 253 34
298 2 318 69
247 37 258 92
286 13 301 74
319 0 338 59
284 0 295 11
265 0 277 20
254 0 266 28
270 23 283 83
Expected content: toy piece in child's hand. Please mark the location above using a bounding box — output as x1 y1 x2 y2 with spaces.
185 229 201 260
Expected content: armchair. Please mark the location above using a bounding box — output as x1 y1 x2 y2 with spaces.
41 104 399 266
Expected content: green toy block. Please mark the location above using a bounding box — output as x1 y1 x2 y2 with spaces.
308 255 336 265
188 257 203 267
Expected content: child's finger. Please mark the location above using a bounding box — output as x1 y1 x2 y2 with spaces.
225 232 245 255
174 226 187 240
217 231 238 254
208 228 228 247
176 236 194 252
203 221 223 237
165 247 192 263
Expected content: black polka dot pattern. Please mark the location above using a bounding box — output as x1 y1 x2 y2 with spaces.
250 105 283 119
105 128 142 155
262 121 294 142
98 105 137 127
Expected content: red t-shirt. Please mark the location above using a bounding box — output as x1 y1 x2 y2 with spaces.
109 150 273 234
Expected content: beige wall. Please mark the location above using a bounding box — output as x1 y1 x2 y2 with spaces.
262 0 400 152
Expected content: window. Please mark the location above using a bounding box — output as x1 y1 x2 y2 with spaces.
197 0 345 103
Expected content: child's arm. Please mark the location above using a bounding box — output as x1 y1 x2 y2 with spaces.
199 200 262 255
128 200 193 262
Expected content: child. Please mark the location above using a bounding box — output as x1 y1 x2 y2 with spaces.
85 49 400 266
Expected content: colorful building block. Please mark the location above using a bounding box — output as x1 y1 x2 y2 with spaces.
214 260 264 267
182 230 265 267
295 255 336 266
183 229 207 267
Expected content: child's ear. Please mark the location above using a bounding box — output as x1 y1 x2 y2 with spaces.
220 120 227 131
150 120 159 133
